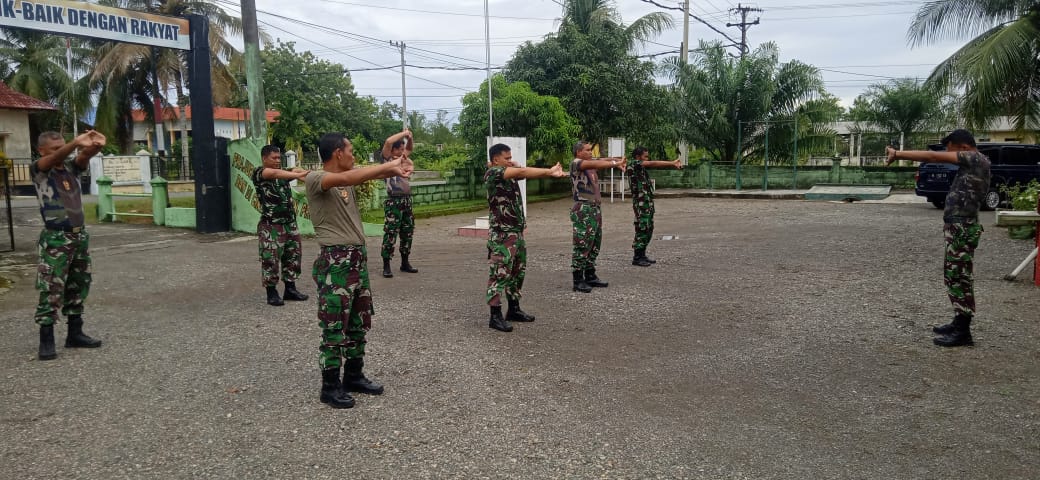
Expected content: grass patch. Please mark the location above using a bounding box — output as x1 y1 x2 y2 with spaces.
84 196 196 224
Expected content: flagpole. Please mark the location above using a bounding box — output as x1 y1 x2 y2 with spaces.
66 38 77 138
484 0 493 162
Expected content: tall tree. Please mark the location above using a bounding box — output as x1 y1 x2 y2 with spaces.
456 74 580 164
258 41 372 153
0 29 92 138
89 0 246 153
505 0 674 147
665 41 825 164
908 0 1040 131
848 78 950 149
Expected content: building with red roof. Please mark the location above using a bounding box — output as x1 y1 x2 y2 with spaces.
0 81 58 159
131 106 280 152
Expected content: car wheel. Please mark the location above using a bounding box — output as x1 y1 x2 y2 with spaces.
982 188 1002 211
931 200 945 209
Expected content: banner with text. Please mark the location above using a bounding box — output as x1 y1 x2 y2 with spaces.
0 0 189 50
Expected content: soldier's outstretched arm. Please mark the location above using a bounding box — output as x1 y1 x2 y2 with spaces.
644 159 683 169
886 146 958 166
580 157 626 171
320 158 413 190
262 168 309 180
504 162 566 180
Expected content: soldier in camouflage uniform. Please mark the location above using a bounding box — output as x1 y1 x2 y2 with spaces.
886 129 991 347
252 145 310 306
569 141 626 293
305 133 413 409
30 130 106 360
484 143 565 332
626 147 682 267
379 129 419 278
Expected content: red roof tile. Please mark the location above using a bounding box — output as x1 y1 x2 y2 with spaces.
0 81 58 111
132 106 279 123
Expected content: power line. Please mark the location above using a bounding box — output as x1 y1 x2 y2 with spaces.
636 0 742 48
727 3 762 58
250 11 476 91
312 0 556 21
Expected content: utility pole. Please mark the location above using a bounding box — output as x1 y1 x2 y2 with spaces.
241 0 267 144
727 3 762 59
680 0 689 64
390 40 408 130
678 0 690 166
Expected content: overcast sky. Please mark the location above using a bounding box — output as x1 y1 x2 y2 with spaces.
244 0 964 124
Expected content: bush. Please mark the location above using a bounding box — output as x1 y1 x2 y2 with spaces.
1001 179 1040 211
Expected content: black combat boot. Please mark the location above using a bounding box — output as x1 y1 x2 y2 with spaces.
506 298 535 322
489 305 513 332
933 312 970 334
584 268 609 288
343 358 384 395
282 281 309 301
632 249 652 267
320 368 355 408
400 255 419 273
572 270 592 293
266 285 284 306
933 314 973 347
39 324 57 361
382 258 393 278
65 315 102 348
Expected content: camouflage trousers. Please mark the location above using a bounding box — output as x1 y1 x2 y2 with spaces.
381 196 415 260
35 229 91 326
632 200 655 251
486 231 527 306
257 219 303 287
944 222 983 316
313 245 373 369
570 202 603 271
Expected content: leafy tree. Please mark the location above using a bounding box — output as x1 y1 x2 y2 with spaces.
504 0 674 147
456 74 580 165
665 41 825 164
908 0 1040 130
259 41 376 153
0 30 91 138
848 78 949 149
90 0 247 153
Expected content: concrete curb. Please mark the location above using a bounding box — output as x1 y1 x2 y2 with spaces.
654 189 806 200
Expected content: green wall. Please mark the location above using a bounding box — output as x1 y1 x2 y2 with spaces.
228 139 314 234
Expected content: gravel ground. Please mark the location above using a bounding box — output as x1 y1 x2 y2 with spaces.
1 197 1038 479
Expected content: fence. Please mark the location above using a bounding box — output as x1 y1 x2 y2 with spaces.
649 158 919 191
149 154 194 181
0 165 14 251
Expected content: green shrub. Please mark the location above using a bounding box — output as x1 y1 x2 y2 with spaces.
1000 179 1040 211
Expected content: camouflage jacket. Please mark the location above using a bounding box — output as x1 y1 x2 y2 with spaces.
252 166 296 224
31 158 85 229
625 158 653 203
944 151 991 223
484 166 525 233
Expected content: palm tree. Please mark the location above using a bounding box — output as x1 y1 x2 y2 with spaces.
89 0 248 153
0 29 92 137
848 78 952 150
558 0 674 50
908 0 1040 131
665 41 825 164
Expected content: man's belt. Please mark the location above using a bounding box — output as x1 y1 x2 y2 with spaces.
46 225 84 233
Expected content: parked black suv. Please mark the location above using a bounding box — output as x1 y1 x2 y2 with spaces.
915 143 1040 210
